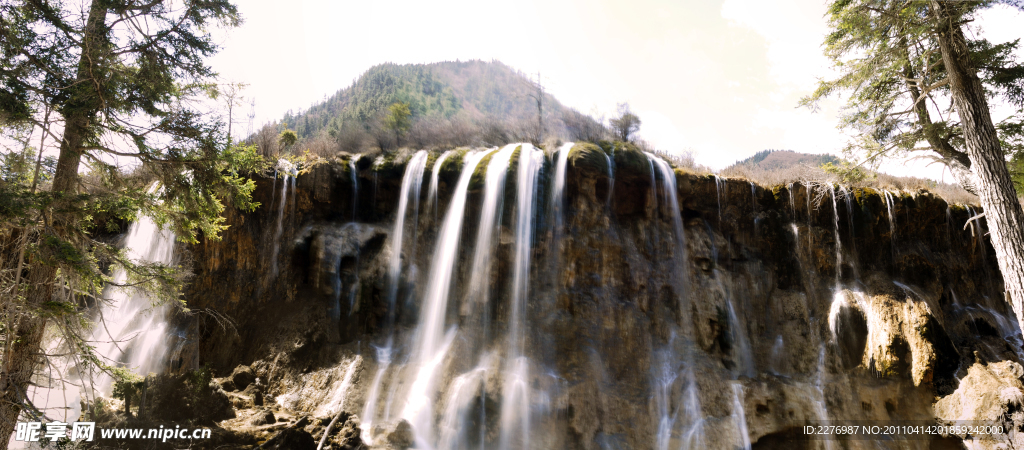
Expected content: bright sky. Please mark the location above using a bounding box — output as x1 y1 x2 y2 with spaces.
209 0 1024 177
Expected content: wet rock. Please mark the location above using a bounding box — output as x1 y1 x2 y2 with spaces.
384 420 413 449
218 378 237 392
935 360 1024 448
260 428 316 450
231 365 256 390
249 409 276 426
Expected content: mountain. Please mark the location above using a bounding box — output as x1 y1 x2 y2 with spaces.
727 149 840 171
255 60 601 154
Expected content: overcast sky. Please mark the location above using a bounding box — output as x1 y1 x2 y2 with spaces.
209 0 1024 177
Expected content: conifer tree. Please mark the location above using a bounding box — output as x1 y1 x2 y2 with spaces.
0 0 258 442
802 0 1024 328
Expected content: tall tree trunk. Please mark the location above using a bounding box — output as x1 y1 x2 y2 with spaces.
0 1 106 446
931 1 1024 327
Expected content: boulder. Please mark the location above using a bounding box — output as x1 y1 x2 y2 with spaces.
230 365 256 390
384 420 414 449
935 360 1024 449
249 409 276 426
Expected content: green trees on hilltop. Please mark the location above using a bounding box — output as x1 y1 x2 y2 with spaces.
384 102 412 146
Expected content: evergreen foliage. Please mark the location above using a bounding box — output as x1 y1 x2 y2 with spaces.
800 0 1024 194
253 60 603 154
0 0 258 439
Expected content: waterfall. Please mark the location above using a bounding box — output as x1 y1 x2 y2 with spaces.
438 363 491 450
361 344 392 440
806 183 814 250
386 151 429 316
318 356 362 417
271 158 296 277
401 150 487 444
498 144 545 450
714 175 724 225
464 144 518 321
551 143 573 231
646 153 706 449
704 221 753 377
92 213 177 394
647 156 658 213
812 347 838 450
829 185 842 286
653 340 680 450
349 155 361 221
427 150 454 221
840 186 859 281
603 151 615 208
730 383 751 450
884 190 897 260
549 144 574 242
786 183 794 218
646 154 686 272
749 181 757 212
770 335 785 374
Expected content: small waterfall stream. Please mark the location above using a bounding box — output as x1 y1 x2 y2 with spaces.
427 150 454 221
350 155 361 220
498 144 545 450
93 214 178 392
401 150 486 445
271 159 296 277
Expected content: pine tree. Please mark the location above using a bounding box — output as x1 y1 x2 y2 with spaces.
802 0 1024 328
0 1 257 443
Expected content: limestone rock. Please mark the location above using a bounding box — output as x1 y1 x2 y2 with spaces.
231 365 256 391
249 408 276 426
384 419 413 449
935 360 1024 448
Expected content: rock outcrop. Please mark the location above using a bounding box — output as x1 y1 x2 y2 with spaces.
166 144 1023 449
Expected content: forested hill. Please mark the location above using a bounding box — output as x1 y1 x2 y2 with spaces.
727 149 840 171
254 60 598 155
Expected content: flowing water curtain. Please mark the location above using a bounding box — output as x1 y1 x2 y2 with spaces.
645 153 710 449
28 198 180 424
400 150 487 445
498 144 546 450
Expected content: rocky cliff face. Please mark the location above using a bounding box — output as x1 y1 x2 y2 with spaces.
173 144 1023 449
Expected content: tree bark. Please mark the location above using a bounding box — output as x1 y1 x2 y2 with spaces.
930 1 1024 328
0 1 106 446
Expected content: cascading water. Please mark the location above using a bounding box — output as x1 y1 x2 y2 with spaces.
498 144 545 450
806 183 814 250
437 362 491 450
386 151 429 315
27 197 180 428
92 214 177 394
829 185 842 286
271 159 296 277
349 155 361 221
551 143 573 229
603 151 615 208
884 190 897 260
646 153 707 450
714 175 724 225
427 150 453 221
401 150 487 445
749 181 757 212
464 144 518 320
839 186 860 281
730 383 752 450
